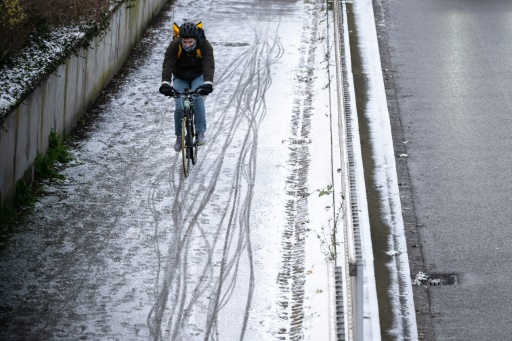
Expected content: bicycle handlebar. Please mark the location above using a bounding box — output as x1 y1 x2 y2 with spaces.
173 90 202 98
164 88 205 98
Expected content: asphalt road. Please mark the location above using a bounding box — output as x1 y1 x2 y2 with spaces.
373 0 512 339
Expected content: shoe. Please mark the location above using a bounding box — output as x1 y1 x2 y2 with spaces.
196 132 206 145
174 136 181 152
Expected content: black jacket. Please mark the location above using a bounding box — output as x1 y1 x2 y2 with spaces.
161 37 214 83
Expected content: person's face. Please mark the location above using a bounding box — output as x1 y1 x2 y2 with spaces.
181 38 196 47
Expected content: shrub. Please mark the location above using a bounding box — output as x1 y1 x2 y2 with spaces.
0 0 111 64
34 130 72 180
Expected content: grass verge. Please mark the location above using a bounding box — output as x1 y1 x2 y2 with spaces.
0 130 72 248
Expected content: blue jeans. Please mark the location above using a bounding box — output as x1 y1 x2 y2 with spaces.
172 75 206 136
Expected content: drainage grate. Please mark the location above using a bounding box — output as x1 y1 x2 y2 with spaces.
334 266 345 340
412 271 458 286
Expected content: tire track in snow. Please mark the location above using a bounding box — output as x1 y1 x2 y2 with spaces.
146 19 284 340
276 2 322 339
203 25 284 340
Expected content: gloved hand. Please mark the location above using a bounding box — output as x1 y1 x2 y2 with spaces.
159 83 175 96
197 84 213 95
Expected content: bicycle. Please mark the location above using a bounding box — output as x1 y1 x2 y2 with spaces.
171 88 202 177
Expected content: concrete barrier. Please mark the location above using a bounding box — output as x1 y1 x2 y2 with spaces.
0 0 168 209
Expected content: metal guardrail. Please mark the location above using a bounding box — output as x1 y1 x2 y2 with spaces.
332 0 355 339
332 0 370 340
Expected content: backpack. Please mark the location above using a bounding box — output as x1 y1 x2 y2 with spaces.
173 22 204 59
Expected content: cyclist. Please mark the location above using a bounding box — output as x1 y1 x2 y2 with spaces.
159 22 215 151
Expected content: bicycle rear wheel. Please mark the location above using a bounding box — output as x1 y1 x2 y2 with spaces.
181 117 190 177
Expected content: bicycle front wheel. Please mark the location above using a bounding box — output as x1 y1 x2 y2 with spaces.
188 115 197 165
181 117 190 177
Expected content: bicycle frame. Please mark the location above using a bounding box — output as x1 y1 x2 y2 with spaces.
173 90 201 177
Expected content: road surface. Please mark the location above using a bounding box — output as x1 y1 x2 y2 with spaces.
373 0 512 339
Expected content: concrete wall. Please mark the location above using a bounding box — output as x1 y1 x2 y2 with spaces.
0 0 168 209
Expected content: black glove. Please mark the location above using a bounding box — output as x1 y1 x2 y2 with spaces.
197 84 213 95
159 83 175 96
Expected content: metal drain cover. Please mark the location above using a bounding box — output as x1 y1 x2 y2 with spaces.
413 272 458 286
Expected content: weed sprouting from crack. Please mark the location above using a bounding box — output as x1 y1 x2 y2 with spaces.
307 184 333 198
315 205 343 261
310 184 343 261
